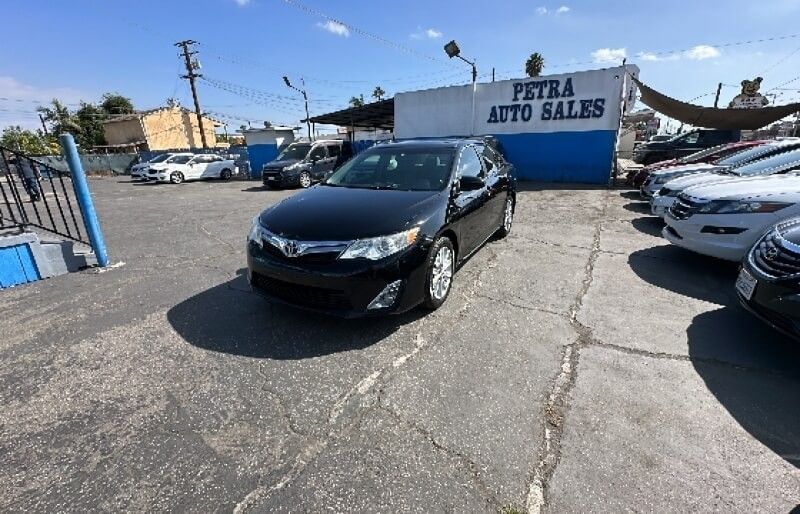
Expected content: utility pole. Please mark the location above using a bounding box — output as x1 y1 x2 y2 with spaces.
175 40 208 149
283 76 311 140
38 113 49 135
713 82 722 108
492 67 495 82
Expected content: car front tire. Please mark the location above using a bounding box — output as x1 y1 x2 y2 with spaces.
423 236 455 310
220 168 233 181
299 171 312 188
496 195 514 238
170 172 184 184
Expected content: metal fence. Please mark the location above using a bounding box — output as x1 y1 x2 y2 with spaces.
0 146 89 245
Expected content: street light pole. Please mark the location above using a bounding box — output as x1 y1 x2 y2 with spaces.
283 76 312 140
444 40 478 136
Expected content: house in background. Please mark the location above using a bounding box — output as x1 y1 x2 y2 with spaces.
101 106 221 151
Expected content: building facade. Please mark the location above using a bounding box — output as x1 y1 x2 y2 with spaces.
102 107 220 151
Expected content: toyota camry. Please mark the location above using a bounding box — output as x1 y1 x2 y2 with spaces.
246 138 516 317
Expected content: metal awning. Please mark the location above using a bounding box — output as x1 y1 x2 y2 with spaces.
632 76 800 130
307 98 394 129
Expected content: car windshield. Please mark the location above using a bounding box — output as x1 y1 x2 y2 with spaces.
677 143 737 164
324 147 455 191
149 154 171 163
277 144 312 161
733 148 800 176
170 155 193 164
717 144 783 168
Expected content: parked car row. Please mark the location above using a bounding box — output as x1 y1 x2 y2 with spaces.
131 152 239 184
633 137 800 341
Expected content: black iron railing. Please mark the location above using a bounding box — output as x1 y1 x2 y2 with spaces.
0 146 89 245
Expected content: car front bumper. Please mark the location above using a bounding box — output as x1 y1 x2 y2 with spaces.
662 213 771 261
650 194 675 218
738 260 800 342
246 239 432 317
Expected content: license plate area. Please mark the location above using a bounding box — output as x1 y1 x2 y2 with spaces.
736 268 757 300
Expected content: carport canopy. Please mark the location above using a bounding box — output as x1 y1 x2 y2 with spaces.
307 98 394 130
631 76 800 130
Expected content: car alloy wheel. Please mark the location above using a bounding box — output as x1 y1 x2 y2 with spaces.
299 171 312 188
497 195 514 237
220 168 232 180
170 172 184 184
424 237 455 310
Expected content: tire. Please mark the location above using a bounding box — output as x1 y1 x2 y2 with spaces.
496 194 514 238
220 168 233 181
299 171 312 188
169 171 184 184
423 236 455 310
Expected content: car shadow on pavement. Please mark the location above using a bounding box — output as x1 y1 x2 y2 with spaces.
687 307 800 469
628 246 739 305
622 202 651 214
630 217 664 238
619 190 642 200
240 186 269 192
167 269 425 359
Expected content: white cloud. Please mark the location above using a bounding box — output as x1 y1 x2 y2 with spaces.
536 6 548 15
556 5 570 13
425 28 442 39
317 20 350 37
684 44 720 60
637 52 660 62
232 0 251 6
0 76 89 129
591 47 627 63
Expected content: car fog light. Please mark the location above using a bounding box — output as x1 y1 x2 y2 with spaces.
367 280 403 310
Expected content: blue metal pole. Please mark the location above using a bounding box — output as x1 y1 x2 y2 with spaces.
59 133 109 267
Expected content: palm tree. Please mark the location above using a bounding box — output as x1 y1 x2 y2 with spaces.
372 86 386 102
349 94 365 108
525 53 545 77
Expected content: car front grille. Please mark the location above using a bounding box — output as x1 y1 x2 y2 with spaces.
262 168 283 183
251 272 350 310
261 242 341 265
669 195 702 220
750 228 800 279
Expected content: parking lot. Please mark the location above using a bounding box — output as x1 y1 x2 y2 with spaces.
1 178 798 512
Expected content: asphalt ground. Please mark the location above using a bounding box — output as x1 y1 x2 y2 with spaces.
0 177 797 512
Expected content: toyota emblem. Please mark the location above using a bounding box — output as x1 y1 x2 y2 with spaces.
282 240 300 257
765 247 779 261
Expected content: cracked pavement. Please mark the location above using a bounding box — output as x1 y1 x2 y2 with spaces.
0 179 798 512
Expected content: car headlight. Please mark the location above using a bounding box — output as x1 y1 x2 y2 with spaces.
340 228 420 260
248 216 263 246
698 200 792 214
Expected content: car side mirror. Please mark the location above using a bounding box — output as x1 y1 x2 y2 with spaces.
459 175 484 191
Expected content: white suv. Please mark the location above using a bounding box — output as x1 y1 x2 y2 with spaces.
663 173 800 261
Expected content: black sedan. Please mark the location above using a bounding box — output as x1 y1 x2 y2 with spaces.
737 217 800 341
246 138 516 317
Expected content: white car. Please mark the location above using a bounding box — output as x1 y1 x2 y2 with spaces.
651 144 800 217
640 139 800 197
663 173 800 261
146 154 239 184
130 153 191 179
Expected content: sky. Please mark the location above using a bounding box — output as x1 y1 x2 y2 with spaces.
2 0 800 133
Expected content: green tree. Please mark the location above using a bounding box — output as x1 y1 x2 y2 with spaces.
101 93 134 115
372 86 386 102
75 102 107 148
525 52 545 77
37 99 80 135
0 126 53 155
349 94 365 108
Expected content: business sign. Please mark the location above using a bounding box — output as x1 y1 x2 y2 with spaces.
728 77 770 109
395 66 634 138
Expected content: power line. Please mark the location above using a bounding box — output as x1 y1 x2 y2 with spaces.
280 0 451 65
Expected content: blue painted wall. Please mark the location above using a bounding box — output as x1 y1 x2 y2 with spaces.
247 143 279 179
494 130 617 183
0 243 41 289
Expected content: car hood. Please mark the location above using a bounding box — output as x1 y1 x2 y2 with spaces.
149 163 171 171
264 158 301 169
651 163 716 176
131 163 149 170
259 186 445 240
684 173 800 201
663 171 734 190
